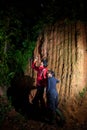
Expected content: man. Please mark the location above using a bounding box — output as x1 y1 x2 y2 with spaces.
46 70 59 124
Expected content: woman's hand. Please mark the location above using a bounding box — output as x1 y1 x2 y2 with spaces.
34 56 38 62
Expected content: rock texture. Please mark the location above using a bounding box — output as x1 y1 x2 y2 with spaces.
26 21 87 124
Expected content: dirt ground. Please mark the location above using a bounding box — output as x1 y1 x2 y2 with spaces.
0 95 87 130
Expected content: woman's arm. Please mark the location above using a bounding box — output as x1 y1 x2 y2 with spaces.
43 68 48 79
31 58 39 71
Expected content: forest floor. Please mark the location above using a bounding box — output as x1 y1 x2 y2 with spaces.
0 94 87 130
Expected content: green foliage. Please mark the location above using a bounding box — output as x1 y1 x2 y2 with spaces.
0 97 13 125
7 72 15 85
22 40 35 70
0 9 36 87
11 40 35 72
31 20 45 40
79 87 87 98
0 54 9 86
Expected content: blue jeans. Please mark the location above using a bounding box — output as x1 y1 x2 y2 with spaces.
46 92 58 122
47 92 58 112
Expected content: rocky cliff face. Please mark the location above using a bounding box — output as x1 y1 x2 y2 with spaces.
26 21 87 124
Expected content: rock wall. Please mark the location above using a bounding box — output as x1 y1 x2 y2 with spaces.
26 21 87 123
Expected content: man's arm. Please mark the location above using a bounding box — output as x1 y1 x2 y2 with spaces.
56 78 60 83
46 78 50 93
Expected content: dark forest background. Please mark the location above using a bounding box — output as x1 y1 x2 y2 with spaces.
0 0 87 87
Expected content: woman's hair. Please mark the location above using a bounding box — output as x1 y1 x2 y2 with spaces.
41 59 48 67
